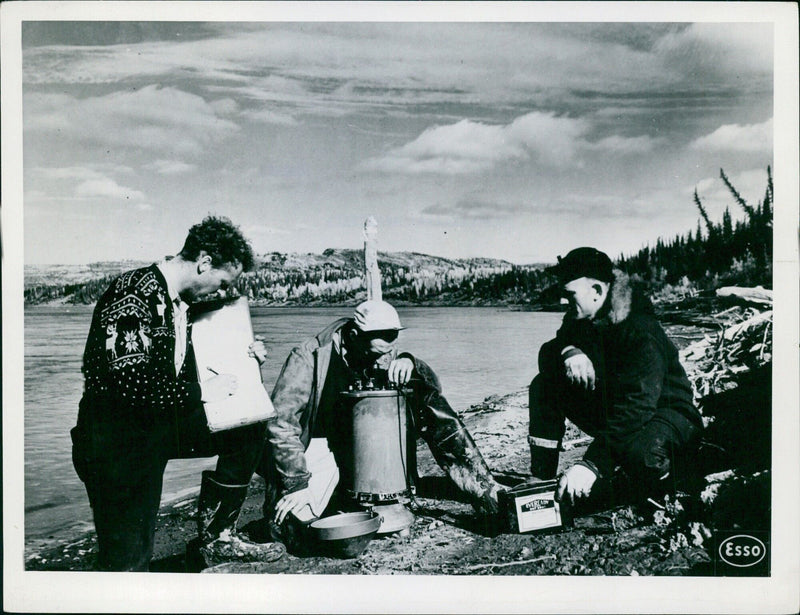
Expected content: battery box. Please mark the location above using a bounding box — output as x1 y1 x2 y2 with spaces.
498 479 572 534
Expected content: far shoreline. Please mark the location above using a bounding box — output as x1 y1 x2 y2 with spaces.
24 299 568 312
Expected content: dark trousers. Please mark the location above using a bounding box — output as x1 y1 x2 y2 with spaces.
530 339 701 501
82 407 266 571
591 412 700 511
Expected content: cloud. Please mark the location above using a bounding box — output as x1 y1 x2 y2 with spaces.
23 37 252 86
689 118 773 153
25 85 240 155
362 120 524 174
420 199 529 220
210 98 239 115
74 177 145 200
27 165 145 202
587 134 664 154
146 159 197 175
531 193 645 218
32 165 135 180
244 224 291 236
362 112 589 174
655 23 773 78
258 75 310 97
240 108 298 126
23 23 773 125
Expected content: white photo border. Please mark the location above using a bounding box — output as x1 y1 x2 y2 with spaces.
3 2 798 613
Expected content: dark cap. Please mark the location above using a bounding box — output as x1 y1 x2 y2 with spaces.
552 247 614 283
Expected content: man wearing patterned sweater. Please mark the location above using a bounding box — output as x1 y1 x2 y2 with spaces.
71 216 283 571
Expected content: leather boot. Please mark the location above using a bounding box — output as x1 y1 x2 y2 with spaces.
186 471 285 572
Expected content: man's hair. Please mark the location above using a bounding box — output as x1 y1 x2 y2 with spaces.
179 215 255 272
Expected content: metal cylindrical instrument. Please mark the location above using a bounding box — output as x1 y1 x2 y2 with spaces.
340 388 410 502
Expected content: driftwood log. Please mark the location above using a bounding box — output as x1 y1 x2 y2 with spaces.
676 301 773 541
716 285 773 306
680 307 772 399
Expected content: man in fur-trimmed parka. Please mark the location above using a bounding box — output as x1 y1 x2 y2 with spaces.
529 247 703 506
259 300 501 541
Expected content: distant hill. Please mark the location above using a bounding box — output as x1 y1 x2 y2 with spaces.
24 167 773 311
24 249 556 307
24 260 151 289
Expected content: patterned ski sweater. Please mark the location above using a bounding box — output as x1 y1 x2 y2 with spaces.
80 264 202 423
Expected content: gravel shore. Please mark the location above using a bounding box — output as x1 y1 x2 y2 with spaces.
25 319 770 576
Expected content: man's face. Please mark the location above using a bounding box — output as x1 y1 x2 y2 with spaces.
351 329 399 367
184 260 243 303
562 277 602 320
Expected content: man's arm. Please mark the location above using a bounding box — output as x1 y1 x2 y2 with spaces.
267 346 315 493
555 318 601 390
582 326 666 477
405 356 500 514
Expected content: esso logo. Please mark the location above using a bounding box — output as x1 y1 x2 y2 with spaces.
718 535 767 567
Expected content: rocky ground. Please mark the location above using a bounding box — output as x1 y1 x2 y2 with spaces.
25 305 773 576
24 388 707 576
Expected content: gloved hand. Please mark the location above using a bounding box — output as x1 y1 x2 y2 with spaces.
556 463 598 505
563 347 596 390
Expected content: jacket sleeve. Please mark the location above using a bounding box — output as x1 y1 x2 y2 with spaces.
404 355 498 511
583 325 666 477
266 346 314 493
399 353 442 412
99 289 201 420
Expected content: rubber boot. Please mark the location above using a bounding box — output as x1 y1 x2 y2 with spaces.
186 471 285 572
419 399 500 515
529 442 559 481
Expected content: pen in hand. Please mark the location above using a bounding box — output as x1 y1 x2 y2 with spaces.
206 367 220 376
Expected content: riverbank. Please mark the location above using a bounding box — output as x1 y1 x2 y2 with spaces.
24 303 773 576
24 387 710 575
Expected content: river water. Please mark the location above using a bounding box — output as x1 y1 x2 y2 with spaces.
23 305 562 545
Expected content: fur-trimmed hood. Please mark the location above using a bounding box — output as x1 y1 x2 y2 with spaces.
595 269 653 326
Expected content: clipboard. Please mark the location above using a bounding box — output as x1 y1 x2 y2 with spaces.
191 297 276 432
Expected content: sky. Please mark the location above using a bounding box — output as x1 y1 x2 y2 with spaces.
21 19 774 265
